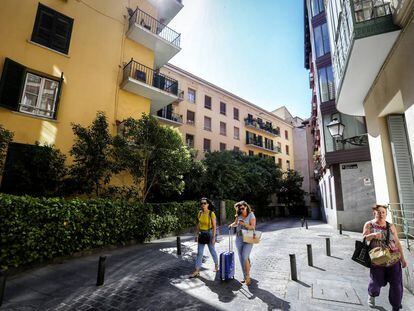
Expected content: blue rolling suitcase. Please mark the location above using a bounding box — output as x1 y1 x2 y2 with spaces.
219 229 235 281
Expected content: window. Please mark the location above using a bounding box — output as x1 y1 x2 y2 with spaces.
276 126 281 136
234 146 240 152
271 156 275 162
203 139 211 152
318 66 335 102
286 145 290 155
31 3 74 54
188 88 196 103
186 134 194 148
204 95 212 109
234 126 240 140
313 23 330 58
285 130 289 140
311 0 325 17
258 153 263 158
265 138 274 151
277 142 282 153
278 158 283 167
220 143 226 151
248 150 254 156
220 122 226 136
20 72 60 119
0 58 63 119
187 110 195 125
204 116 212 131
287 160 291 170
233 107 239 120
220 102 226 115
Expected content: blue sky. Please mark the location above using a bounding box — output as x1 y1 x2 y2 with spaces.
168 0 311 119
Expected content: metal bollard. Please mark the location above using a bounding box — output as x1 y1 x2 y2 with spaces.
305 220 308 230
96 256 106 286
289 254 298 281
177 236 182 256
0 270 6 307
326 238 331 256
339 224 343 235
307 244 313 267
301 218 304 227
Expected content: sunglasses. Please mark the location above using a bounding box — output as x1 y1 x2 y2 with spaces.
200 202 207 205
238 206 246 210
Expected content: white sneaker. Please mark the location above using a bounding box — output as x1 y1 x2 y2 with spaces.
368 296 375 307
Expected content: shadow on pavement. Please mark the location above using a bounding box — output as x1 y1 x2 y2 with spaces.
293 279 311 288
247 279 291 310
198 274 242 303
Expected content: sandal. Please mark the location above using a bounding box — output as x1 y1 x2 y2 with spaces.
245 275 251 286
189 271 200 278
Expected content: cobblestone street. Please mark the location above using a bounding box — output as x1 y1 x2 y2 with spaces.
3 219 414 310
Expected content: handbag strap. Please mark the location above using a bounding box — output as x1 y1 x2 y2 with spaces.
386 221 390 246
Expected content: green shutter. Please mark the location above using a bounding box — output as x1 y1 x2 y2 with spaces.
0 58 26 111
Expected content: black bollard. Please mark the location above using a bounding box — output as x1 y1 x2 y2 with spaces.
301 218 304 227
307 244 313 267
0 270 6 307
289 254 298 281
326 238 331 256
96 256 106 286
305 220 308 230
339 224 343 235
177 236 182 256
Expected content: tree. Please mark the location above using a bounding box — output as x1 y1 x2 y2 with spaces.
1 142 67 196
69 112 113 197
0 124 13 177
277 169 305 214
113 114 191 202
180 149 206 201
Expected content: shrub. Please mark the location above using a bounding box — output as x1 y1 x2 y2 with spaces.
0 194 198 271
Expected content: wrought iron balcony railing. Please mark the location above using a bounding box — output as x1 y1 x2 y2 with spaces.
244 118 281 136
123 59 179 96
157 110 183 123
246 138 277 152
128 7 181 48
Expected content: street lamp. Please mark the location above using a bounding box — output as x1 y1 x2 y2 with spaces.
326 118 368 146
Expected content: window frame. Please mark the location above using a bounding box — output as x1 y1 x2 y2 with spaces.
233 107 239 120
234 126 240 140
220 142 226 151
185 134 194 148
19 72 60 119
204 116 212 131
203 138 211 152
220 101 226 115
220 121 227 136
204 95 212 110
186 109 195 125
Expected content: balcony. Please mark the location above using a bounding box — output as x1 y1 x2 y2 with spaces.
329 0 400 116
244 118 280 137
246 138 278 154
154 106 183 127
127 8 181 67
147 0 184 25
121 59 179 112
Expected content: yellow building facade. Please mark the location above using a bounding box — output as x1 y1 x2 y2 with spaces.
0 0 183 157
159 64 295 171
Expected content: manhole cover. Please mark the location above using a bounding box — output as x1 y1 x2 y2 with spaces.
312 280 361 305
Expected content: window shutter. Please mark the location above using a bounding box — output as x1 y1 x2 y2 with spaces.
0 58 26 111
52 72 64 119
387 115 414 223
51 16 73 53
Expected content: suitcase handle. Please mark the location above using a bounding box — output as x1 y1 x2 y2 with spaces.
228 228 233 252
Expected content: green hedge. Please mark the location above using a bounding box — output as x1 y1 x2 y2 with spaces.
0 194 198 271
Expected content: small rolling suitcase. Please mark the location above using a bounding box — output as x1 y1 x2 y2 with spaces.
219 229 235 281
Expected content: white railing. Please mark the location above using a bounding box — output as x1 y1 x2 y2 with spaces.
388 203 414 250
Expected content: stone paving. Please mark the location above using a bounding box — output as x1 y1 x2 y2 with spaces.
2 218 414 310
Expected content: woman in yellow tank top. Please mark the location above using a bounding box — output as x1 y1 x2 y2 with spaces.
189 197 218 278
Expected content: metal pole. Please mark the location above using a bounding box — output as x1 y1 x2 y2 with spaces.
0 270 6 307
301 218 304 227
176 236 182 256
289 254 298 281
307 244 313 267
339 224 343 235
96 256 106 286
305 220 308 230
326 238 331 256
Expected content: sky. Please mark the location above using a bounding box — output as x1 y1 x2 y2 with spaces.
168 0 312 119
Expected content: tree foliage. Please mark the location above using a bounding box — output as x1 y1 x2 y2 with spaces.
277 169 305 211
113 114 191 202
0 124 13 177
69 112 113 196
